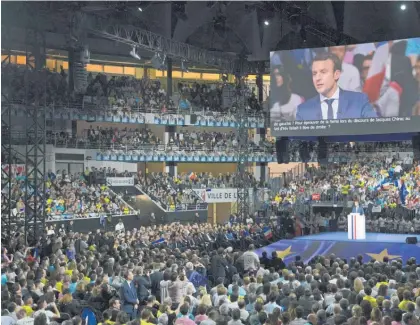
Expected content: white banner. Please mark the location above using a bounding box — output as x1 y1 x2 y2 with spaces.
193 188 255 203
372 205 382 213
106 177 134 186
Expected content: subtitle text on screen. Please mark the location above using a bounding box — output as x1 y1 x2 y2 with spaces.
272 117 412 132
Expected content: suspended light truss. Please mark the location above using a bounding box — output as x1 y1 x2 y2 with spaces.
89 18 236 73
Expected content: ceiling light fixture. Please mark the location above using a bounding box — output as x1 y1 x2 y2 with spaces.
129 46 141 60
151 53 166 70
181 60 189 73
264 20 269 26
138 7 143 12
400 4 406 10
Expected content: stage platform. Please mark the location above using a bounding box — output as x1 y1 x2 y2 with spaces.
256 232 420 264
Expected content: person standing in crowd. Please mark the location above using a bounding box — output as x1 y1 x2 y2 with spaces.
120 270 138 320
242 244 260 274
211 247 228 284
150 213 156 226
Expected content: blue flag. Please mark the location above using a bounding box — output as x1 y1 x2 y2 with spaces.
152 238 166 245
188 270 207 288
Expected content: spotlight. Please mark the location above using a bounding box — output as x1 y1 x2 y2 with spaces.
151 53 166 70
129 46 141 60
400 4 406 10
264 20 269 26
221 73 228 84
181 60 189 73
138 7 143 12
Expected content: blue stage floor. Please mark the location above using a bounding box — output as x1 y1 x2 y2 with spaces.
296 232 420 244
256 232 420 264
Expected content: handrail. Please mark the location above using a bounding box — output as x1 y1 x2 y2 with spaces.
4 98 266 121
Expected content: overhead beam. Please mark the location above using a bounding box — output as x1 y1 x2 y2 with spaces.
88 17 237 73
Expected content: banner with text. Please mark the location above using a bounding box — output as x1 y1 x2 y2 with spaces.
193 188 252 203
106 177 135 186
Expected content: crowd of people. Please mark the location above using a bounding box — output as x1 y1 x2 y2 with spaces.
1 167 135 223
80 126 274 154
272 157 420 209
1 219 420 325
173 172 265 189
1 64 69 106
136 171 270 211
137 172 207 211
2 54 420 325
1 62 265 128
85 126 163 150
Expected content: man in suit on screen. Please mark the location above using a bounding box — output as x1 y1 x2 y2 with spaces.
296 52 378 121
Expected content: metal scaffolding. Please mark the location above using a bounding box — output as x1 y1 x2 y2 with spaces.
234 56 252 221
22 27 47 244
89 17 236 73
1 36 14 243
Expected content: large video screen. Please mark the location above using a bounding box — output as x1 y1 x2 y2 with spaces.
270 38 420 137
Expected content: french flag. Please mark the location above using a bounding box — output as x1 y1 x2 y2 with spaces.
263 226 273 239
363 42 389 103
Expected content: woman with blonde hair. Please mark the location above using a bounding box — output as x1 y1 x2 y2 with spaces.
369 307 382 325
354 278 364 294
348 305 362 325
73 282 86 300
199 287 212 307
59 290 81 317
213 285 228 307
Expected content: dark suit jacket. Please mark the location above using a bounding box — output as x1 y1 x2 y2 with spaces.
120 280 137 305
211 254 228 278
351 206 365 215
134 275 151 301
296 89 377 120
150 271 163 297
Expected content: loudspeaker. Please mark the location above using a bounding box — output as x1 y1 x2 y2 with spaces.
413 135 420 160
406 237 418 244
190 114 197 124
299 141 310 162
276 137 289 164
318 137 328 159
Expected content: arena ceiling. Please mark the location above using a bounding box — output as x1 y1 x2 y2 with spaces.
2 1 420 66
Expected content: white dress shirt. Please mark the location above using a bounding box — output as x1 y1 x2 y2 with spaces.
320 87 340 120
338 62 361 92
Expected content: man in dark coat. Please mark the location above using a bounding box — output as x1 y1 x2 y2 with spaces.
120 270 138 320
210 247 228 284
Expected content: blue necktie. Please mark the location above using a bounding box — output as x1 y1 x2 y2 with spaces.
325 99 335 119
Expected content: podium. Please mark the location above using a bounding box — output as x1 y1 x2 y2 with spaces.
347 213 366 240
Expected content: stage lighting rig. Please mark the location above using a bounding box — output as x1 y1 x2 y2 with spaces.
181 60 189 72
129 46 141 60
151 52 166 70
